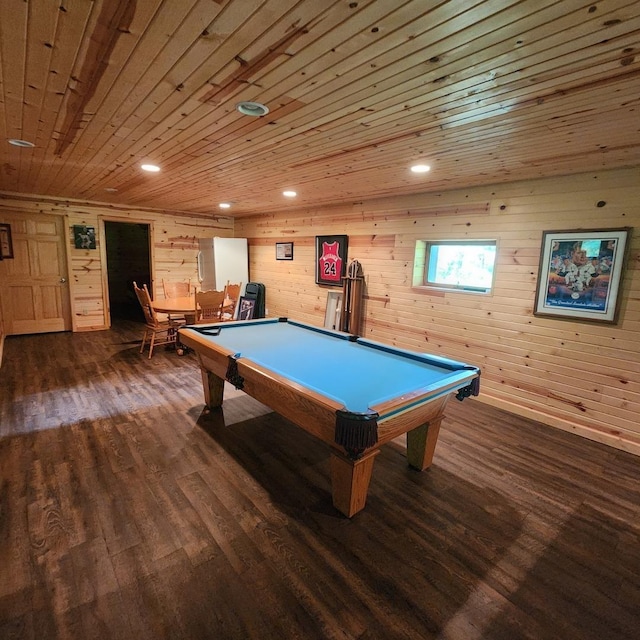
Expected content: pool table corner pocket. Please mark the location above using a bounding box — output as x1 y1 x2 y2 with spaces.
334 408 379 459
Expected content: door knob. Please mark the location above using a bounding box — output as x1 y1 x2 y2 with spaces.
60 277 67 283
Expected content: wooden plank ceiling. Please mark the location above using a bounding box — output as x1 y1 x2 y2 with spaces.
1 0 639 217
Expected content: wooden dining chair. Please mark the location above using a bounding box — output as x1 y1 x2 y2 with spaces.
195 290 226 324
221 281 242 321
162 279 191 298
133 281 177 358
162 278 192 324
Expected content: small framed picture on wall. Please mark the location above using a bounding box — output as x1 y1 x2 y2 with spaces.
73 225 96 249
0 223 13 259
315 235 348 286
276 242 294 260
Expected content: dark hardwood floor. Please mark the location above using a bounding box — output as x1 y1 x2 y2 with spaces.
0 321 638 639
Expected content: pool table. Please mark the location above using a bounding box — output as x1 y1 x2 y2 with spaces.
178 318 480 517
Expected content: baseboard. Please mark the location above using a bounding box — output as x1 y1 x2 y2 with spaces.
476 393 640 458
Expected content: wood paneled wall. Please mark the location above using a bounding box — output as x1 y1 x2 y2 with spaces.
0 195 233 332
1 168 638 456
235 168 640 456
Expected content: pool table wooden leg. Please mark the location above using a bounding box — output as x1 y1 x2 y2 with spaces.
330 449 380 517
201 369 225 408
406 418 443 470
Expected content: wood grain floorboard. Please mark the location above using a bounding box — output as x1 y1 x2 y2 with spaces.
0 321 638 639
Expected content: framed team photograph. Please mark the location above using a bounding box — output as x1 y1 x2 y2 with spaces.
315 234 348 286
276 241 294 260
533 227 631 324
0 223 13 259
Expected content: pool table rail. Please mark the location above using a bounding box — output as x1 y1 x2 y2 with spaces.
196 349 346 446
371 369 479 420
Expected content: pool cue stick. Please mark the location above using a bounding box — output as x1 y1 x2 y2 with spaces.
351 276 362 334
341 271 351 332
349 260 363 334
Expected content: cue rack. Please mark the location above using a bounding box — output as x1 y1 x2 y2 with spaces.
340 259 365 335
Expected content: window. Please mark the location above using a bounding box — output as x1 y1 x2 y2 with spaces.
414 240 497 293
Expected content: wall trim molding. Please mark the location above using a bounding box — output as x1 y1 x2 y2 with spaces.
477 393 640 457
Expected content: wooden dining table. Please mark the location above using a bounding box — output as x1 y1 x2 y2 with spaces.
151 295 234 324
151 296 197 324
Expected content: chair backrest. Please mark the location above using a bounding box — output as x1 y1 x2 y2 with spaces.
224 281 242 302
222 281 242 318
163 279 191 298
133 281 160 327
195 290 225 323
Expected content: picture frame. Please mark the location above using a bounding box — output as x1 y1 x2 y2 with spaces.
73 224 96 249
276 241 294 260
0 223 13 259
534 227 631 324
237 296 256 320
315 234 348 286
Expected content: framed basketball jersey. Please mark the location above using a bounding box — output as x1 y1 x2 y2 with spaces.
315 235 348 286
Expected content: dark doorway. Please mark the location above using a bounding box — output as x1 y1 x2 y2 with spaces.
104 221 151 322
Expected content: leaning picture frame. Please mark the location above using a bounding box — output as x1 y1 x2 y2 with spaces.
237 296 256 320
324 291 343 330
533 227 631 324
315 234 348 286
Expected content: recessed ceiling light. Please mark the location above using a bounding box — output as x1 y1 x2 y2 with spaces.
236 101 269 117
410 164 431 173
283 190 297 197
141 163 160 172
219 203 231 209
8 138 35 148
104 187 118 193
